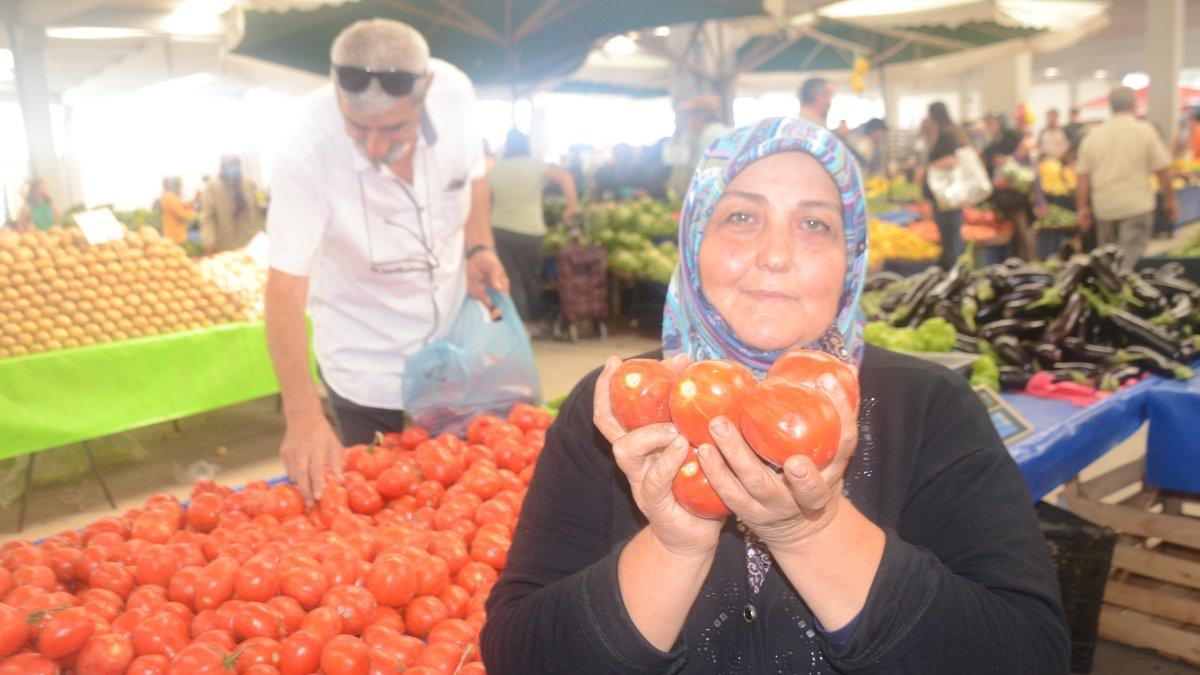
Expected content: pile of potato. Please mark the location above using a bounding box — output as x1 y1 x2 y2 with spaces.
0 227 242 360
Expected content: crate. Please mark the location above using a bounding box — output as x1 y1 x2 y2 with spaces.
1061 460 1200 668
1035 501 1116 673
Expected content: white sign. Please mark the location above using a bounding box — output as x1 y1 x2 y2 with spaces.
73 208 126 245
243 231 270 268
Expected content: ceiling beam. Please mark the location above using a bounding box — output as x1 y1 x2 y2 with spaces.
18 0 103 26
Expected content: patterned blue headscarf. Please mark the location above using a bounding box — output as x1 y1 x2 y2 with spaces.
662 117 869 376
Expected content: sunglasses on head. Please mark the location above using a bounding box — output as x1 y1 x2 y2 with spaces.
334 65 425 97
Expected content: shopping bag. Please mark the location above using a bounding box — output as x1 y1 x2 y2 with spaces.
402 289 541 436
928 146 992 211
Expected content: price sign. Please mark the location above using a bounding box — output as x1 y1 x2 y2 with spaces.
73 208 126 245
974 386 1034 446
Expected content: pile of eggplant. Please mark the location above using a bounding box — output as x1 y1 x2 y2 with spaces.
863 244 1199 391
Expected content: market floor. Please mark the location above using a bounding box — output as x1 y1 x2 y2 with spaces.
6 226 1200 671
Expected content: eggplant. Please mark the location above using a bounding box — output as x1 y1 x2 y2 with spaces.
864 271 903 292
955 333 981 353
889 267 943 326
1029 259 1088 310
1181 336 1200 361
1105 308 1183 360
1034 342 1063 369
976 299 1007 326
1151 293 1194 328
1050 362 1103 378
1148 277 1200 302
1061 336 1116 364
1002 257 1027 270
991 335 1033 368
932 299 970 334
1099 364 1144 392
999 366 1033 389
1088 249 1123 292
1041 293 1087 345
1006 269 1056 289
1127 274 1167 312
981 318 1048 341
1115 346 1195 380
1155 262 1186 281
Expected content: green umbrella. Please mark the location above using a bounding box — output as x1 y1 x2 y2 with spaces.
236 0 765 93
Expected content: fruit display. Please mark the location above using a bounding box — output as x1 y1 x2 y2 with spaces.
0 227 243 360
0 402 554 673
867 219 941 268
197 249 268 321
998 161 1034 194
1035 205 1078 231
860 247 1199 392
962 204 1013 244
544 199 680 284
1037 158 1076 198
609 351 856 518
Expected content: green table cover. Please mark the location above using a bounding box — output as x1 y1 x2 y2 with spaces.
0 321 292 460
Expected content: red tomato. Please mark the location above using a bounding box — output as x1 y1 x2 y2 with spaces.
438 585 471 619
402 596 448 639
299 605 343 643
126 654 171 675
134 545 179 588
457 465 501 500
347 483 384 515
265 597 304 635
414 443 464 488
166 566 201 608
234 555 280 602
365 554 416 608
192 629 236 651
0 652 58 674
131 610 189 659
427 534 468 575
454 562 497 596
164 641 226 675
75 632 134 674
278 630 323 675
413 642 465 674
125 585 168 615
739 378 841 469
427 618 474 648
279 565 327 611
88 562 135 599
767 349 859 410
507 403 552 432
668 360 756 448
466 415 503 445
232 602 286 640
193 557 238 611
0 604 26 657
232 636 282 673
13 565 55 591
319 635 369 675
672 447 731 519
398 427 430 450
375 463 420 501
46 548 78 585
131 510 176 544
609 359 677 430
345 444 395 480
186 492 225 532
36 606 93 659
320 585 377 635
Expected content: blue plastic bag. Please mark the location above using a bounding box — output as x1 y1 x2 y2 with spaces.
402 289 541 436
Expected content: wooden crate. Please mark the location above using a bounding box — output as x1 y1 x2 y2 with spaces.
1061 460 1200 667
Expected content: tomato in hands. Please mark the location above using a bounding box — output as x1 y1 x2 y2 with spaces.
739 378 841 470
609 359 677 431
671 447 731 519
767 349 859 411
668 360 755 448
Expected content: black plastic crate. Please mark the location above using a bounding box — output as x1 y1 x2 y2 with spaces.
1035 501 1116 673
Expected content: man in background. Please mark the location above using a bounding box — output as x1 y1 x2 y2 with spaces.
1037 109 1070 160
1063 107 1085 146
159 176 196 245
200 156 263 253
1076 86 1176 269
799 77 834 127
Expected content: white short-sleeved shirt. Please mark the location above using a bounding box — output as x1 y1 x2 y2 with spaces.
268 58 485 409
1077 113 1172 221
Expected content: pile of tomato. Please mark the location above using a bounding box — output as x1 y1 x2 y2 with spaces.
0 403 553 675
609 350 858 518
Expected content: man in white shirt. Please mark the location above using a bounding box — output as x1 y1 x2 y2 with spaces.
1036 109 1069 160
1076 86 1177 269
799 77 833 128
265 19 507 503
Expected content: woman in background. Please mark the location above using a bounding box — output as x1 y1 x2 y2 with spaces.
200 156 264 253
921 102 969 269
16 178 58 232
488 129 581 332
159 176 196 245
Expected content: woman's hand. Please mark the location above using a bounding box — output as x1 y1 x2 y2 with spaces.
695 373 859 557
594 355 723 560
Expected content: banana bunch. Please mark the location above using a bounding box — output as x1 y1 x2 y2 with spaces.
1037 158 1076 197
868 219 941 267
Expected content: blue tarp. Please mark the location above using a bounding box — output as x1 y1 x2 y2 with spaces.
1004 363 1200 500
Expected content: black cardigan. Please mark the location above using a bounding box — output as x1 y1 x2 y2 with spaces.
482 346 1069 673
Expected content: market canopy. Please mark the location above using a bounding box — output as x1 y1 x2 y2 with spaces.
234 0 767 95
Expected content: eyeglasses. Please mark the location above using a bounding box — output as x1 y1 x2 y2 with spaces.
359 171 439 274
334 65 425 97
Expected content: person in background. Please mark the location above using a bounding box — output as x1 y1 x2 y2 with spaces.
200 156 264 253
1037 109 1070 160
488 129 581 331
1077 86 1176 269
852 118 888 176
159 177 196 245
668 95 730 199
1063 107 1085 146
16 178 58 232
265 18 507 503
589 144 648 201
799 77 834 128
920 102 969 270
984 112 1036 260
1187 111 1200 161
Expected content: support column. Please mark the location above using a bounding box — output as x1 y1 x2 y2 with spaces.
6 22 63 202
978 52 1031 119
1146 0 1183 141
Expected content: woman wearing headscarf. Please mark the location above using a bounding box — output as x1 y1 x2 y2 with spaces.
200 155 264 253
482 118 1068 673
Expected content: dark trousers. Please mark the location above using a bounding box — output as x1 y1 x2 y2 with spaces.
494 228 545 323
934 208 964 270
323 378 405 446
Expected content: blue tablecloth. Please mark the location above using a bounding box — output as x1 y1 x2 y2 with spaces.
1004 364 1200 500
